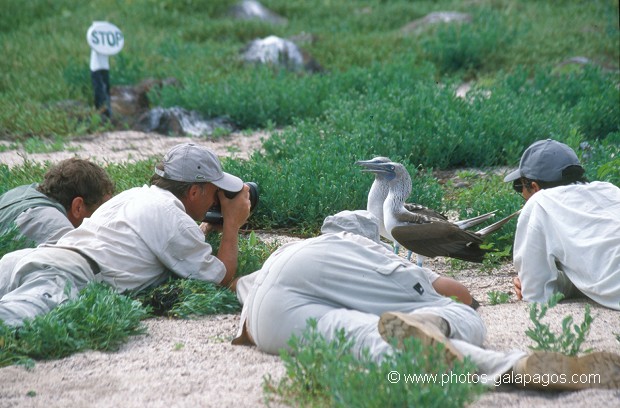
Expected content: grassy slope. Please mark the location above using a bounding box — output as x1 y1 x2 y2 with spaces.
0 0 617 138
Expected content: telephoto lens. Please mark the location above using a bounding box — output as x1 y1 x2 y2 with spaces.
203 182 259 224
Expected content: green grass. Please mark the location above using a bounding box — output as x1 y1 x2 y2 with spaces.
0 0 617 140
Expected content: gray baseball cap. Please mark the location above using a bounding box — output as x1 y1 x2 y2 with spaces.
154 143 244 192
504 139 581 183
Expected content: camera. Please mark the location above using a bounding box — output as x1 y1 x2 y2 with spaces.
203 182 260 224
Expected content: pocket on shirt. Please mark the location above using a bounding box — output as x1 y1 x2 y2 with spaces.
373 260 407 275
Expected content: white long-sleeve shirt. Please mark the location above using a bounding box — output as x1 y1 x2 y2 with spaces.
52 185 226 292
514 181 620 310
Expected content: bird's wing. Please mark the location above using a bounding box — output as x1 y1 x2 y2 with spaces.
475 209 521 238
392 208 446 226
403 203 449 221
391 222 487 263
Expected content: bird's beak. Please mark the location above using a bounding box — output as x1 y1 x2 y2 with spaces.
355 160 392 174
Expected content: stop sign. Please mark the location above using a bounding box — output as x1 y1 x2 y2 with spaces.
86 21 124 55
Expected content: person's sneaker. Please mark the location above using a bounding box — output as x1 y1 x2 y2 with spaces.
378 311 463 363
512 351 620 391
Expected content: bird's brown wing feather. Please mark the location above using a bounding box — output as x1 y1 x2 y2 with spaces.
403 203 449 221
391 223 487 263
393 209 445 225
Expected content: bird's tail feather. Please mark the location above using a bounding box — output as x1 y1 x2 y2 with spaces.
476 210 521 237
454 211 496 230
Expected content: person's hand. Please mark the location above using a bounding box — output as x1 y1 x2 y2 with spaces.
218 185 251 230
513 276 523 300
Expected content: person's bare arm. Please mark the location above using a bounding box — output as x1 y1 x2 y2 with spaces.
215 185 251 286
432 276 474 307
513 276 523 300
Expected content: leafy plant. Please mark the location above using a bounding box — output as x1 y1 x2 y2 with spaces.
264 319 483 407
525 293 593 356
0 283 148 368
134 278 240 318
487 290 511 305
479 243 514 273
421 7 515 76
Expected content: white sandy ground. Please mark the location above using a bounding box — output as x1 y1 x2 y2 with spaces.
0 131 619 407
0 130 266 168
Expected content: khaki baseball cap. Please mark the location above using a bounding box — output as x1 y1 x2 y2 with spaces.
504 139 581 183
154 143 244 192
321 210 381 243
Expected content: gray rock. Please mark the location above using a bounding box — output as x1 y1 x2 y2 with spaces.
137 107 235 137
228 0 287 25
401 11 472 35
242 35 305 71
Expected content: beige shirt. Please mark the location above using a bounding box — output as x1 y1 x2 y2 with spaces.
52 185 226 292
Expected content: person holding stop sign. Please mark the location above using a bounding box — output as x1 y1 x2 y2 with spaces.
86 21 124 118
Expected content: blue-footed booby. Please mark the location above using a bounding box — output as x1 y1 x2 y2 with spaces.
356 157 519 263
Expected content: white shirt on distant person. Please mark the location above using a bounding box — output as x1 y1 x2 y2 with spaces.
90 50 109 71
513 181 620 310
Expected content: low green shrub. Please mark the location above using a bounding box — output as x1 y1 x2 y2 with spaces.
487 290 511 305
156 67 333 129
135 278 240 318
526 293 593 356
444 173 522 254
264 319 484 407
0 283 148 368
582 135 620 185
104 158 160 192
502 65 619 141
421 8 516 76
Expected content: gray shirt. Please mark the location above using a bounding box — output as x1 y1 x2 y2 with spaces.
0 183 71 245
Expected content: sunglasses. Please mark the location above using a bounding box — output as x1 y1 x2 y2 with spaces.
512 179 532 193
512 180 523 193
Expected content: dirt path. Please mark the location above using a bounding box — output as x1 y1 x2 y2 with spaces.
0 130 265 168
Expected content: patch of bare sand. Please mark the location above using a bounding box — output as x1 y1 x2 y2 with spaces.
0 130 266 167
0 131 618 407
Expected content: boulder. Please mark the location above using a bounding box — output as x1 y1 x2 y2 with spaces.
137 107 235 137
228 0 287 25
401 11 472 35
241 35 323 73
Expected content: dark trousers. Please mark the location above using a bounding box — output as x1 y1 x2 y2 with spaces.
90 69 111 118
